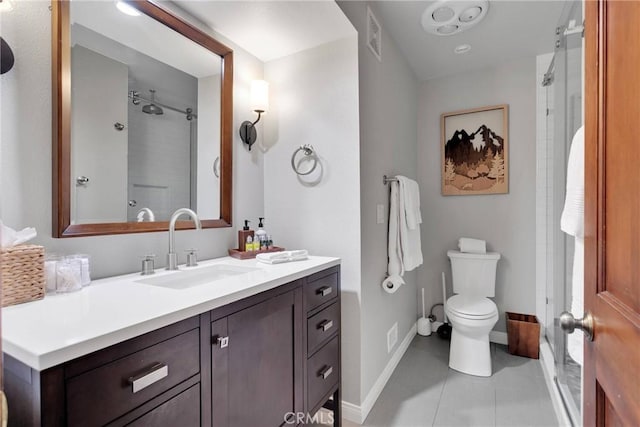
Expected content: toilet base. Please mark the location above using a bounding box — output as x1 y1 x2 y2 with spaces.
448 329 492 377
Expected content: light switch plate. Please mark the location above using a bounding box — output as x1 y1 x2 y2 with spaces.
376 204 385 224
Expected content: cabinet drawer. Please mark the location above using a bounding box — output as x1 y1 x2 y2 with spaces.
66 329 200 427
126 383 200 427
307 302 340 355
305 271 338 312
307 336 339 410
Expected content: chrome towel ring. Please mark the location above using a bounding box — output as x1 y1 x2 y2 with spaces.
291 144 318 175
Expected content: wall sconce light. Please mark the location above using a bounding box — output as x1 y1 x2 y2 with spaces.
239 80 269 151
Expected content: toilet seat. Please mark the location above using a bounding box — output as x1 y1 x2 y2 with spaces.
447 295 497 319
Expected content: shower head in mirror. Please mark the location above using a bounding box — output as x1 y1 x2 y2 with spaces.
142 89 164 115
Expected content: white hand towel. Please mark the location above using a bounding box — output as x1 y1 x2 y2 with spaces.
561 126 585 238
458 237 487 254
397 177 423 271
396 176 422 229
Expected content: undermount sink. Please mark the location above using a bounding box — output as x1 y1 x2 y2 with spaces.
136 264 260 290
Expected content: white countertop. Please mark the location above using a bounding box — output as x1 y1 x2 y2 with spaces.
2 255 340 371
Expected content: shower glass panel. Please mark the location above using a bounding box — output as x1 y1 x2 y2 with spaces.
545 1 583 425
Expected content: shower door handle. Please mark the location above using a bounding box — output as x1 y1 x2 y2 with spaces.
560 311 594 341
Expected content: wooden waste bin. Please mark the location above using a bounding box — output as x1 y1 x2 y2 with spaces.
506 312 540 359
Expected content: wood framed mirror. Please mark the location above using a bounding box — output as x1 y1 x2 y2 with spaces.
52 0 233 237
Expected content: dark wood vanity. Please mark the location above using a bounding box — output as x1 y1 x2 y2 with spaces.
3 266 341 427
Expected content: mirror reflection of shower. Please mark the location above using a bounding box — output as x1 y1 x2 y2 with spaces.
128 89 197 121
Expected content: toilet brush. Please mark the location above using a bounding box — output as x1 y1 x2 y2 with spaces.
417 287 432 336
437 272 452 340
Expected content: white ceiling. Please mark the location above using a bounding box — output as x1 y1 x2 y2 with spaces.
176 1 356 62
372 0 567 81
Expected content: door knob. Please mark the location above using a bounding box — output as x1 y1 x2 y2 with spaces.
560 311 594 341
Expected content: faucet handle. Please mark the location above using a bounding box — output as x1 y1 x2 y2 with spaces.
140 254 156 275
185 249 198 267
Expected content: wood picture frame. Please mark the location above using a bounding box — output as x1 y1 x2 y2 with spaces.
441 104 509 196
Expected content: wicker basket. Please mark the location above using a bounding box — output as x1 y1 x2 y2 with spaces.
1 244 45 307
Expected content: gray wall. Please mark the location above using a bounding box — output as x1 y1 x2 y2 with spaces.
263 36 361 405
418 57 537 332
338 1 420 405
0 1 264 279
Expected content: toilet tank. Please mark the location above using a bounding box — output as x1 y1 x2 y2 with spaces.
447 250 501 297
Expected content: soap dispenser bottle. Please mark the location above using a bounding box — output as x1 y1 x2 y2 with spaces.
238 220 254 252
255 217 267 250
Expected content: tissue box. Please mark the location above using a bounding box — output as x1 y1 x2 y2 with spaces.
1 244 45 307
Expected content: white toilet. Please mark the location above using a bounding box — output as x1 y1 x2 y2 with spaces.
446 250 501 377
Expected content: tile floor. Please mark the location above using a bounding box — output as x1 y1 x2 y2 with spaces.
318 334 560 427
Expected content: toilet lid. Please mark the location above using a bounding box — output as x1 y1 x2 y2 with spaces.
447 295 497 318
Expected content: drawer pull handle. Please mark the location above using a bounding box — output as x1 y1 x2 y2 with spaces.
318 319 334 332
318 365 333 380
128 363 168 393
317 286 332 297
217 336 229 348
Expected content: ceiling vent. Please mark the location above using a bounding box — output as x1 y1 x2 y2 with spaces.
421 0 489 36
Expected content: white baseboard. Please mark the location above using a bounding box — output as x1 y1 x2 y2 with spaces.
341 322 417 425
539 339 573 426
489 330 508 345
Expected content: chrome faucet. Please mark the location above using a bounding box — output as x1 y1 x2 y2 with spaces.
167 208 202 270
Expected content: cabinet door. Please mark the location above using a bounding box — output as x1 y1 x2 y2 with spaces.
212 289 303 427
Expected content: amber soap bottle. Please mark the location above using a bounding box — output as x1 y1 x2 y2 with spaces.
238 220 254 252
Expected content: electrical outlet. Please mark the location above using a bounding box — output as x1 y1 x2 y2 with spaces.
387 322 398 353
376 204 385 224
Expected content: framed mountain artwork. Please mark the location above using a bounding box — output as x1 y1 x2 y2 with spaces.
441 105 509 196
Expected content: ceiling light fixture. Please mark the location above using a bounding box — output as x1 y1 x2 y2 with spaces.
421 0 489 36
454 44 472 54
116 1 141 17
0 0 14 13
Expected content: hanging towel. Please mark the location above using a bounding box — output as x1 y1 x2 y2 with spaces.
382 181 405 293
397 176 422 229
567 237 584 365
561 126 585 238
397 176 423 271
561 126 585 365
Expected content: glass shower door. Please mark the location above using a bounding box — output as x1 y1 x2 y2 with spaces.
546 1 583 425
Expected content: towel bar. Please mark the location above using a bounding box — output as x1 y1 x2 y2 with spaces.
383 175 398 185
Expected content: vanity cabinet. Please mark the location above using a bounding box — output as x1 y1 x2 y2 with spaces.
4 316 207 427
3 265 340 427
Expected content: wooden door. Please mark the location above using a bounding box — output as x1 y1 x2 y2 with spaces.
584 0 640 425
211 289 304 427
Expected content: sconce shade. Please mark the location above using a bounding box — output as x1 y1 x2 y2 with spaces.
250 80 269 113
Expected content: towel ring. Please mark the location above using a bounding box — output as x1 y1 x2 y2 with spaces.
291 144 318 176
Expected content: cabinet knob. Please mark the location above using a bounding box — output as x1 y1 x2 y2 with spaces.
217 336 229 348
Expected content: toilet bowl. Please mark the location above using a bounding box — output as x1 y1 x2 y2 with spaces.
445 295 499 377
447 250 501 377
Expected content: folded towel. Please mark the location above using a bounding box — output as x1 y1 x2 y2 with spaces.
458 237 486 254
561 126 584 238
397 176 423 271
256 250 309 265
